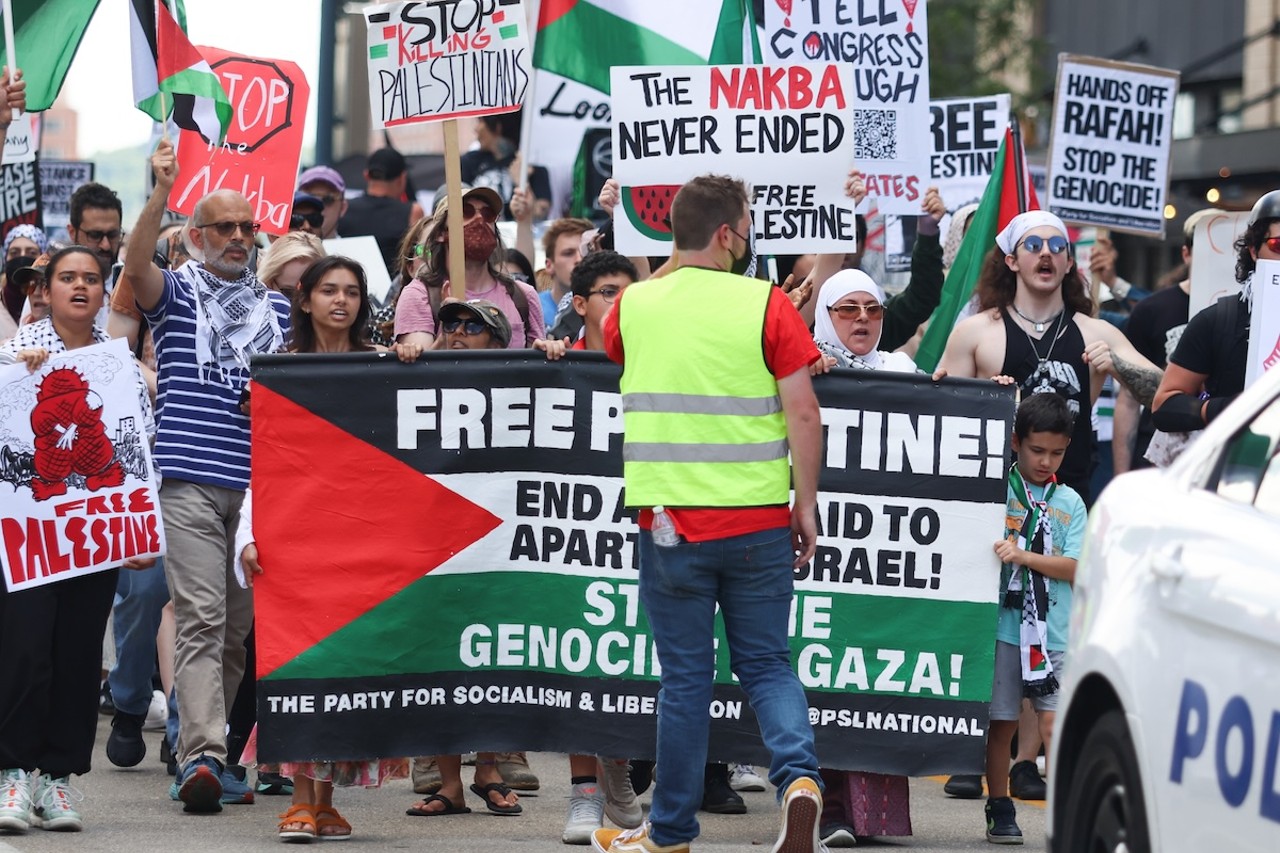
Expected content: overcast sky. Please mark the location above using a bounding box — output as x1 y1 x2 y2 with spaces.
61 0 323 157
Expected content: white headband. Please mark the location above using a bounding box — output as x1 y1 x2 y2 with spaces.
995 211 1069 255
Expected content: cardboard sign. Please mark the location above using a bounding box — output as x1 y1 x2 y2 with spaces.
252 351 1011 775
0 161 41 236
322 236 394 305
1 339 165 593
1 113 35 165
168 48 311 236
363 0 531 129
1046 55 1179 237
610 63 858 255
1247 259 1280 385
1189 210 1249 316
38 160 95 231
765 0 931 215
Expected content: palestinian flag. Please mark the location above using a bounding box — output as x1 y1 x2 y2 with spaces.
914 127 1040 373
0 0 101 111
129 0 231 145
533 0 759 95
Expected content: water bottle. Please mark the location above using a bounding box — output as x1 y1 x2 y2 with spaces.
651 506 679 547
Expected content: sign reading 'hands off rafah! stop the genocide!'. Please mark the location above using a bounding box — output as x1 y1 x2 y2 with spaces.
1046 54 1180 237
363 0 532 129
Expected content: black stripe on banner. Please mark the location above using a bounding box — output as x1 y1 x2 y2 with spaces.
367 12 391 22
258 671 987 776
251 352 1013 503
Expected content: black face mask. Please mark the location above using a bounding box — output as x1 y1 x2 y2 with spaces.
730 228 756 277
5 256 33 284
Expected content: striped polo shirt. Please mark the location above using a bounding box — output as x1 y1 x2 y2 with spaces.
142 266 290 490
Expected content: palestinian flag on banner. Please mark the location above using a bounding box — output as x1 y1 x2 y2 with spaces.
534 0 759 94
914 126 1040 373
129 0 231 144
0 0 101 111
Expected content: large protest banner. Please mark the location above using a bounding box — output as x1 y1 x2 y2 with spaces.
167 48 310 236
610 63 857 256
38 160 94 232
0 161 41 236
1189 210 1249 315
251 352 1012 775
764 0 930 216
0 339 164 593
1046 55 1179 237
363 0 531 129
886 93 1011 272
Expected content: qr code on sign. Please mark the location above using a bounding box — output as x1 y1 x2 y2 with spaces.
854 109 897 160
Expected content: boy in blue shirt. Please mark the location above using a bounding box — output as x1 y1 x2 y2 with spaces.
985 393 1087 844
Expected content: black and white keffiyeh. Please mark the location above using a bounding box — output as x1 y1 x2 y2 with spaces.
1003 465 1059 698
180 263 283 385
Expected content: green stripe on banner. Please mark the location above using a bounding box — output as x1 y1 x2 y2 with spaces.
265 571 996 704
369 43 388 59
500 24 520 39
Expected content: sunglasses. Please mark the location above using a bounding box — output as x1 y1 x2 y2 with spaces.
198 220 260 237
79 228 123 243
315 194 342 207
588 286 623 302
290 211 324 230
1018 234 1069 255
463 200 498 223
442 318 488 335
1262 236 1280 254
829 303 885 319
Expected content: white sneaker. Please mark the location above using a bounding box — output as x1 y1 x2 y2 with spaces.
563 781 606 845
0 768 31 833
729 763 767 792
28 774 82 832
598 758 643 829
772 777 823 853
143 689 168 731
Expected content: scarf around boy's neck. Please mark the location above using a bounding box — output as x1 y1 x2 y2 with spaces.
1003 465 1059 698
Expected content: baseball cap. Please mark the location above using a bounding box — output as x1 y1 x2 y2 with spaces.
11 253 48 290
432 183 504 218
438 299 512 347
367 148 407 181
297 165 345 195
293 191 324 209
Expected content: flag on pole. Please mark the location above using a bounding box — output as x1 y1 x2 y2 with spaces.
914 127 1040 373
0 0 101 111
130 0 231 145
533 0 760 93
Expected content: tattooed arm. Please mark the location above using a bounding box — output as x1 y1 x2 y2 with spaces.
1081 317 1164 408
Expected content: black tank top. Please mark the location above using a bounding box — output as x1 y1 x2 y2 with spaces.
1000 309 1095 497
338 194 413 274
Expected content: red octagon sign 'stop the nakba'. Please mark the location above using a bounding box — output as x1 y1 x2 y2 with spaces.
168 46 311 236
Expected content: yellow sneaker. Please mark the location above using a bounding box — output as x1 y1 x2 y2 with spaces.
772 777 823 853
591 821 691 853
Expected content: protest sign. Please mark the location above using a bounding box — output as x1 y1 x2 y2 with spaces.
886 93 1011 272
251 352 1012 775
38 160 94 231
363 0 531 129
323 236 394 306
1189 210 1249 315
1 112 35 165
609 63 858 255
1 339 164 593
1247 258 1280 385
765 0 930 215
1046 55 1179 237
168 48 310 237
0 160 40 235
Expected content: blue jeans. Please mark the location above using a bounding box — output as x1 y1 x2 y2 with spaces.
108 557 170 716
638 526 821 846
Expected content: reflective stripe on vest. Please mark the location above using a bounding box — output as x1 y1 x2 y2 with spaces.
618 268 789 507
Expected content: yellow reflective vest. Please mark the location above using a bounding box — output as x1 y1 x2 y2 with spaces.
618 266 789 507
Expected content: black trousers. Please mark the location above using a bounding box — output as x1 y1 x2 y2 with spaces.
0 568 118 777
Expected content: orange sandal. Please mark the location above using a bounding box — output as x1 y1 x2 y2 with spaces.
278 803 317 843
314 806 352 841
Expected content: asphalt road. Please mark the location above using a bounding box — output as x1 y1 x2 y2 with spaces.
0 717 1047 852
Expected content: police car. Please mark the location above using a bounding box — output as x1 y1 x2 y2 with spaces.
1048 364 1280 853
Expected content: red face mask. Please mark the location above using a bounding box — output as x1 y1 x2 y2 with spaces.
462 218 497 262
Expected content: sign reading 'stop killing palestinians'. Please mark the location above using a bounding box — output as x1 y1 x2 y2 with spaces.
251 351 1014 777
1047 54 1180 237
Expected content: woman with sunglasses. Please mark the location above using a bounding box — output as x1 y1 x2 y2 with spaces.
812 269 918 376
394 186 545 349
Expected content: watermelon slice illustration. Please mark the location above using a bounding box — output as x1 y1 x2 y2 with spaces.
621 185 679 242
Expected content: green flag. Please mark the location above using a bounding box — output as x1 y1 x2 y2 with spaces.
0 0 102 112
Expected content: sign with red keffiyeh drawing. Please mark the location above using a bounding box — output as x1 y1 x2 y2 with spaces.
0 339 164 592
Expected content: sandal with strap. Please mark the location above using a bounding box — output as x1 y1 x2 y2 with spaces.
313 805 352 841
278 803 317 843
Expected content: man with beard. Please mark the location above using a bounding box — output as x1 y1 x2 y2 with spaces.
122 139 291 813
68 182 124 278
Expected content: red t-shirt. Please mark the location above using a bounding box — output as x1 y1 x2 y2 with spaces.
571 337 588 351
603 281 819 542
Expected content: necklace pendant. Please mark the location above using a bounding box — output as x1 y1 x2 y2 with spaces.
1035 321 1045 333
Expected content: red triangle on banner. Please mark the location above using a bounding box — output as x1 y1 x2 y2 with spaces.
251 384 501 678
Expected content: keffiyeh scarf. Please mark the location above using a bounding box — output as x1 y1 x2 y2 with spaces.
182 263 283 385
1002 465 1058 698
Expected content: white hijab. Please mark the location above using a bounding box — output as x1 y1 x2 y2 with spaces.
813 269 916 372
